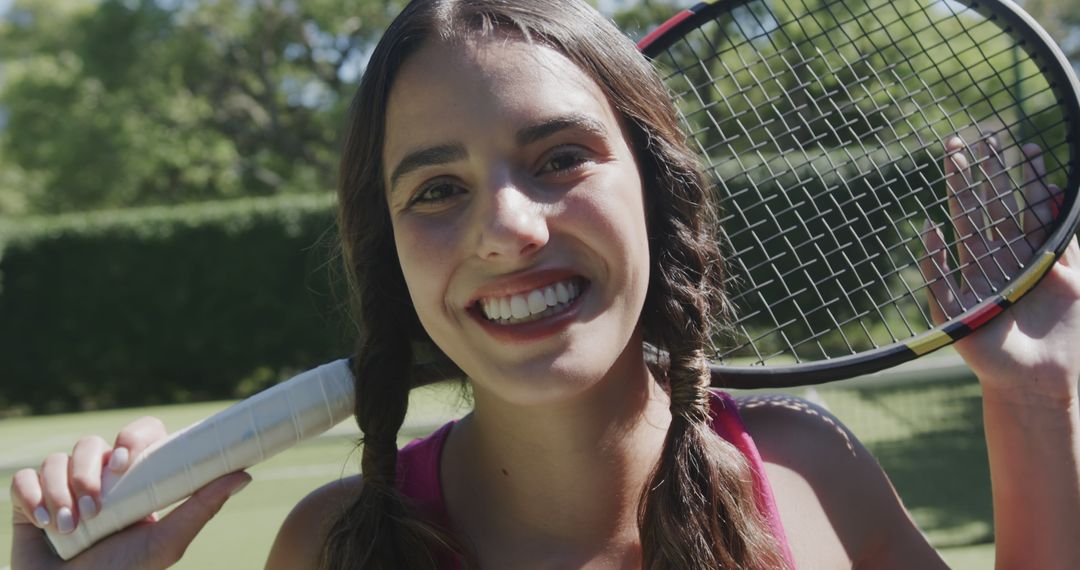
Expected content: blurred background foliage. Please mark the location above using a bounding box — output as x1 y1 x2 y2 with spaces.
0 0 406 215
0 194 345 414
1 0 1079 413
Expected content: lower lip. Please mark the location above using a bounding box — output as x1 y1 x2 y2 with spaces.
471 283 589 343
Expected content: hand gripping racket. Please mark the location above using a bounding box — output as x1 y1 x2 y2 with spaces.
42 360 355 560
44 0 1080 559
639 0 1080 388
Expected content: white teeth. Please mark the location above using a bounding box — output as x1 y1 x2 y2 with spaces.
555 282 570 304
527 290 547 313
478 279 584 323
544 286 557 307
510 296 529 319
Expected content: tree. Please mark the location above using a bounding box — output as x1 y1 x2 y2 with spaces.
0 0 405 215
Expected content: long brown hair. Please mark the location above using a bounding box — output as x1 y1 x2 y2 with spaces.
324 1 788 568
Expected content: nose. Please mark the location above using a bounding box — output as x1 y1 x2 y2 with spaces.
475 182 550 261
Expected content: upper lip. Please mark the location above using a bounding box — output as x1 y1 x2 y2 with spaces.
466 268 583 307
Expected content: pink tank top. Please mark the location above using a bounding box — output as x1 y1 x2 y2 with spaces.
395 390 796 568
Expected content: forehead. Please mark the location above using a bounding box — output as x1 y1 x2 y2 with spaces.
383 37 618 164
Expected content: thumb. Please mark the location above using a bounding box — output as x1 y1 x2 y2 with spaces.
144 471 252 567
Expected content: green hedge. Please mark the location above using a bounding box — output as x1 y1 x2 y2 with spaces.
0 194 355 415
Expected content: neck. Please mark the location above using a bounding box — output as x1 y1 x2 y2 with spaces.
442 344 672 564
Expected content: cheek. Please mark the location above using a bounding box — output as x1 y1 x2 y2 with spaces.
565 174 651 286
393 221 460 318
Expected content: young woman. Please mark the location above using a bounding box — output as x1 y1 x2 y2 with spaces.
11 1 1080 568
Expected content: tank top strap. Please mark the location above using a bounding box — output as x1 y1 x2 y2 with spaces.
709 389 797 567
396 421 461 569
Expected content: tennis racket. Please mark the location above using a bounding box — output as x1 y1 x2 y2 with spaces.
639 0 1080 388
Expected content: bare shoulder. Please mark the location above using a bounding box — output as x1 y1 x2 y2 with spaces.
264 474 363 570
734 394 946 569
735 393 863 473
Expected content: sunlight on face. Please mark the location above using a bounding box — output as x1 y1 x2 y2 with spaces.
383 37 651 406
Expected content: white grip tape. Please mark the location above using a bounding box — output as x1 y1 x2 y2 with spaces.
43 359 355 560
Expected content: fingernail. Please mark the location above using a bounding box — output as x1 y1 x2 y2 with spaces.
950 151 968 168
78 495 98 519
33 506 50 527
228 478 251 498
57 507 75 534
108 447 129 471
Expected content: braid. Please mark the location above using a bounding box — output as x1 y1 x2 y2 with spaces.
635 128 788 569
320 234 465 569
667 348 712 424
356 336 411 488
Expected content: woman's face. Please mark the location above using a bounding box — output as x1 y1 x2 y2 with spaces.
383 37 651 405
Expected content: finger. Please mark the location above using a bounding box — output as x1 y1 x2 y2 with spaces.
919 220 960 322
945 138 989 289
1060 235 1079 268
975 134 1020 241
40 452 77 534
1020 144 1055 246
109 416 169 475
11 468 48 528
69 435 110 522
144 472 252 568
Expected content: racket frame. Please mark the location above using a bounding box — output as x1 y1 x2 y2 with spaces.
638 0 1080 388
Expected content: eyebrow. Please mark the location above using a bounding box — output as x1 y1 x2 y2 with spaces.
389 143 468 192
388 113 609 192
515 113 608 146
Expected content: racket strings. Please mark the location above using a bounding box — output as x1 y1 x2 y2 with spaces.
652 0 1072 364
667 0 1003 139
691 23 1057 179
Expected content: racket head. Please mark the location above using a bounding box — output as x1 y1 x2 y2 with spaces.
638 0 1080 388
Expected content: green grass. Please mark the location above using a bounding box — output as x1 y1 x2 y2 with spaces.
2 363 994 569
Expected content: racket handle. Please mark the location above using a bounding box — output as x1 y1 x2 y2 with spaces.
42 359 355 560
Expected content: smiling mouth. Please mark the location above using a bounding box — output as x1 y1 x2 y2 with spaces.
476 277 587 325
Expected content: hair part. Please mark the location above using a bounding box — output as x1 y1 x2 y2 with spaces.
325 0 787 568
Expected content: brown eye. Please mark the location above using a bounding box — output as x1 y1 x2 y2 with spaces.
538 147 590 175
411 182 464 206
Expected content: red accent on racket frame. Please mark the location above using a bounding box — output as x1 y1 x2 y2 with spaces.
959 300 1008 331
637 9 696 50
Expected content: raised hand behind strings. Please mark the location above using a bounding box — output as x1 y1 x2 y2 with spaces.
920 136 1080 400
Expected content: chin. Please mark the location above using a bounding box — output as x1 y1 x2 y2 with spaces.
466 337 644 408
